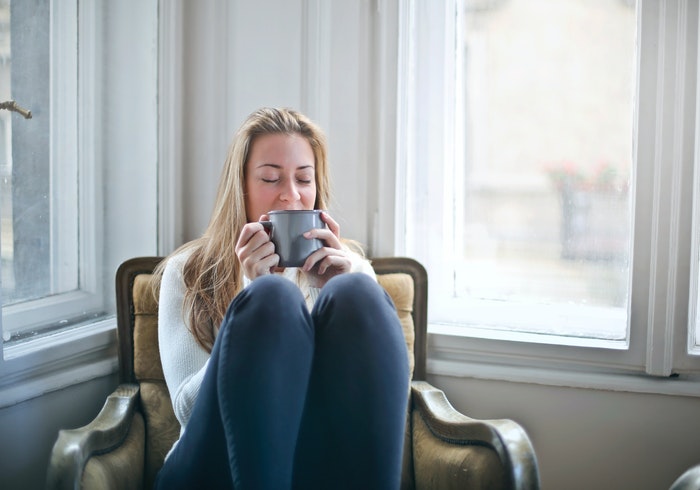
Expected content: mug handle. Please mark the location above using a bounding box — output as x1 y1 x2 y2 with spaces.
260 220 273 235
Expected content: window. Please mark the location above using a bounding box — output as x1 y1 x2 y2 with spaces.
397 0 700 382
1 0 102 342
0 0 159 407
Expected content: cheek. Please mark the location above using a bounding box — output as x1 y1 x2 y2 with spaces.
302 187 317 208
246 183 272 215
253 187 275 204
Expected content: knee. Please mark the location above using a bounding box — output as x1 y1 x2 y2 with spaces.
327 272 385 299
313 274 407 369
316 273 395 321
240 274 302 304
222 275 307 327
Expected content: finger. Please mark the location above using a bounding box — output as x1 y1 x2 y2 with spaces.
304 228 341 249
257 253 280 275
236 224 276 279
235 223 261 251
320 211 340 238
244 246 279 278
236 222 269 248
302 247 346 272
248 240 276 263
317 255 352 275
258 214 271 233
236 226 271 260
301 247 327 272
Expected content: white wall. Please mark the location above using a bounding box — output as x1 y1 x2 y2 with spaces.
178 0 378 249
0 375 117 490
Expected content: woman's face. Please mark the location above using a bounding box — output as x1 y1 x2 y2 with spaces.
244 132 317 222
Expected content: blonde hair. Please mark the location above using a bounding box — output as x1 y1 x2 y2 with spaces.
154 107 331 352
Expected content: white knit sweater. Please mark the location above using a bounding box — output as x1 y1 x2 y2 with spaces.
158 248 376 457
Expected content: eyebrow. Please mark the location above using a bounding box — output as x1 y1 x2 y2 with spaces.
256 163 315 170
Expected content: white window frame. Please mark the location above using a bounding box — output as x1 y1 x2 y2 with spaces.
0 0 161 408
381 0 700 396
688 0 700 359
2 0 104 340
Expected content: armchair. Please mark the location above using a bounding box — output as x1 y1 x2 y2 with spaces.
47 256 540 489
671 465 700 489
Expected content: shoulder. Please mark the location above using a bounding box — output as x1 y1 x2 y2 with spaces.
159 247 196 292
163 247 194 276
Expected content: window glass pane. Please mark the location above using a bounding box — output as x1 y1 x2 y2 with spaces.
445 0 635 340
1 0 94 343
1 0 61 307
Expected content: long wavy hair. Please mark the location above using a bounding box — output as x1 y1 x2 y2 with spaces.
154 107 331 352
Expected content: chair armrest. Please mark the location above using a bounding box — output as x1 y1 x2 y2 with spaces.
410 380 540 490
671 465 700 490
46 383 140 490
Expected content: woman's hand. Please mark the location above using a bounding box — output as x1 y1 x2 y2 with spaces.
234 218 279 280
301 212 352 288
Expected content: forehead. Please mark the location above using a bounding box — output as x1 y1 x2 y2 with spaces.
247 132 315 167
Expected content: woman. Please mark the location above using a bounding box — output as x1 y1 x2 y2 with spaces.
154 107 409 490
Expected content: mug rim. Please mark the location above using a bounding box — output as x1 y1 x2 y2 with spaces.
267 209 323 215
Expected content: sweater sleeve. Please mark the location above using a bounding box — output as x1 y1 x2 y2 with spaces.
158 251 210 430
349 248 377 280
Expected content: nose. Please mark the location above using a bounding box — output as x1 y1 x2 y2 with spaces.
279 180 301 204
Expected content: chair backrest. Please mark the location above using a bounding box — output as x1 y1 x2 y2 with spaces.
114 255 428 486
116 255 428 383
371 257 427 380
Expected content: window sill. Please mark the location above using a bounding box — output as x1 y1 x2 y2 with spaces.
0 318 118 408
427 326 700 398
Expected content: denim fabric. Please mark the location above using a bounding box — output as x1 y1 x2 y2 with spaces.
154 273 409 490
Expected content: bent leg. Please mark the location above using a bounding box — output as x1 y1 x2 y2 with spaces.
218 275 314 489
293 273 410 490
156 275 314 490
154 314 234 490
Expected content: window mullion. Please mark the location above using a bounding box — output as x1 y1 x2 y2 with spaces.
690 3 700 358
77 0 101 297
50 0 79 294
635 0 697 376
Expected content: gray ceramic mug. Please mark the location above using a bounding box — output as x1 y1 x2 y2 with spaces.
261 210 325 267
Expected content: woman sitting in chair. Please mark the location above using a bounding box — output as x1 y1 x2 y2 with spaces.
153 107 409 490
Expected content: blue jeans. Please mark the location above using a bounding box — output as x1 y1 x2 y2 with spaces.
154 273 410 490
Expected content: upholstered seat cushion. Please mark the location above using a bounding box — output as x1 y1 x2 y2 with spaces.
376 272 416 379
133 274 162 381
